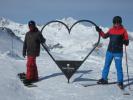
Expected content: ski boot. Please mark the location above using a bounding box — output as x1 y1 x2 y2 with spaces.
23 79 32 86
117 82 124 90
97 78 108 84
18 72 26 80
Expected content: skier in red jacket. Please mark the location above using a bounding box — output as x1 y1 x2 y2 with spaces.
96 16 129 89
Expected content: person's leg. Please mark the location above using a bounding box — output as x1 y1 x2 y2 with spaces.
32 57 38 81
102 51 113 80
114 53 123 83
24 56 38 84
26 56 34 80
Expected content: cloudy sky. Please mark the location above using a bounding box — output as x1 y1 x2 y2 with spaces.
0 0 133 31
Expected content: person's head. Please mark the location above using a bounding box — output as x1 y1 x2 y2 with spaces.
113 16 122 27
28 20 36 31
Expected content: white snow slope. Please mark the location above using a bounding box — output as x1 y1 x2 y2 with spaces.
0 17 133 100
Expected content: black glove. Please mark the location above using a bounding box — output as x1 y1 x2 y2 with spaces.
95 26 102 32
38 34 46 43
123 40 129 46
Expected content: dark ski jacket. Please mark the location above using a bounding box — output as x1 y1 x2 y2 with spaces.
99 25 129 53
23 28 46 57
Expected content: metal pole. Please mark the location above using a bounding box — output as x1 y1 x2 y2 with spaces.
11 34 13 56
41 43 56 63
125 46 131 89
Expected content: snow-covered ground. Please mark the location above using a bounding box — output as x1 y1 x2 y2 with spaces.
0 18 133 100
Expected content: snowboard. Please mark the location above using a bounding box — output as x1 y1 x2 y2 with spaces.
17 72 37 87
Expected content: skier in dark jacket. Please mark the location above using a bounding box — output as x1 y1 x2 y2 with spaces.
23 20 46 84
96 16 129 89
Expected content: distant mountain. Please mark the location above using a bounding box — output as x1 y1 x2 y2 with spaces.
0 27 23 58
0 17 133 58
0 17 77 40
0 17 28 41
0 17 12 26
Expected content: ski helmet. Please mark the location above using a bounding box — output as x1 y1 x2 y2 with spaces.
113 16 122 24
28 20 36 26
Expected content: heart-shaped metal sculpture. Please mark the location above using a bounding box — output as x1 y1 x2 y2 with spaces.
41 20 100 83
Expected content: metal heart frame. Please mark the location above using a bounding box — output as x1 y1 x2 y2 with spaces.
41 20 101 83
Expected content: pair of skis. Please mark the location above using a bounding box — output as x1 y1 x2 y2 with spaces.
81 82 131 95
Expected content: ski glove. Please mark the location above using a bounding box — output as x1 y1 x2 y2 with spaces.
123 40 129 46
95 26 102 33
38 34 46 43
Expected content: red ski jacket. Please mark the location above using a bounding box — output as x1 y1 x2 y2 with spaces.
99 25 129 53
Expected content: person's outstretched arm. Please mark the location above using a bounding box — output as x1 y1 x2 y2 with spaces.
95 26 109 39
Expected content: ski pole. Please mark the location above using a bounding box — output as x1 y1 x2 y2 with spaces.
125 46 131 89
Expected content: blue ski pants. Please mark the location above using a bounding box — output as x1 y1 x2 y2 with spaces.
102 51 123 83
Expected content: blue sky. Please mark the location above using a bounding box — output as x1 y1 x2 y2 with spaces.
0 0 133 31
